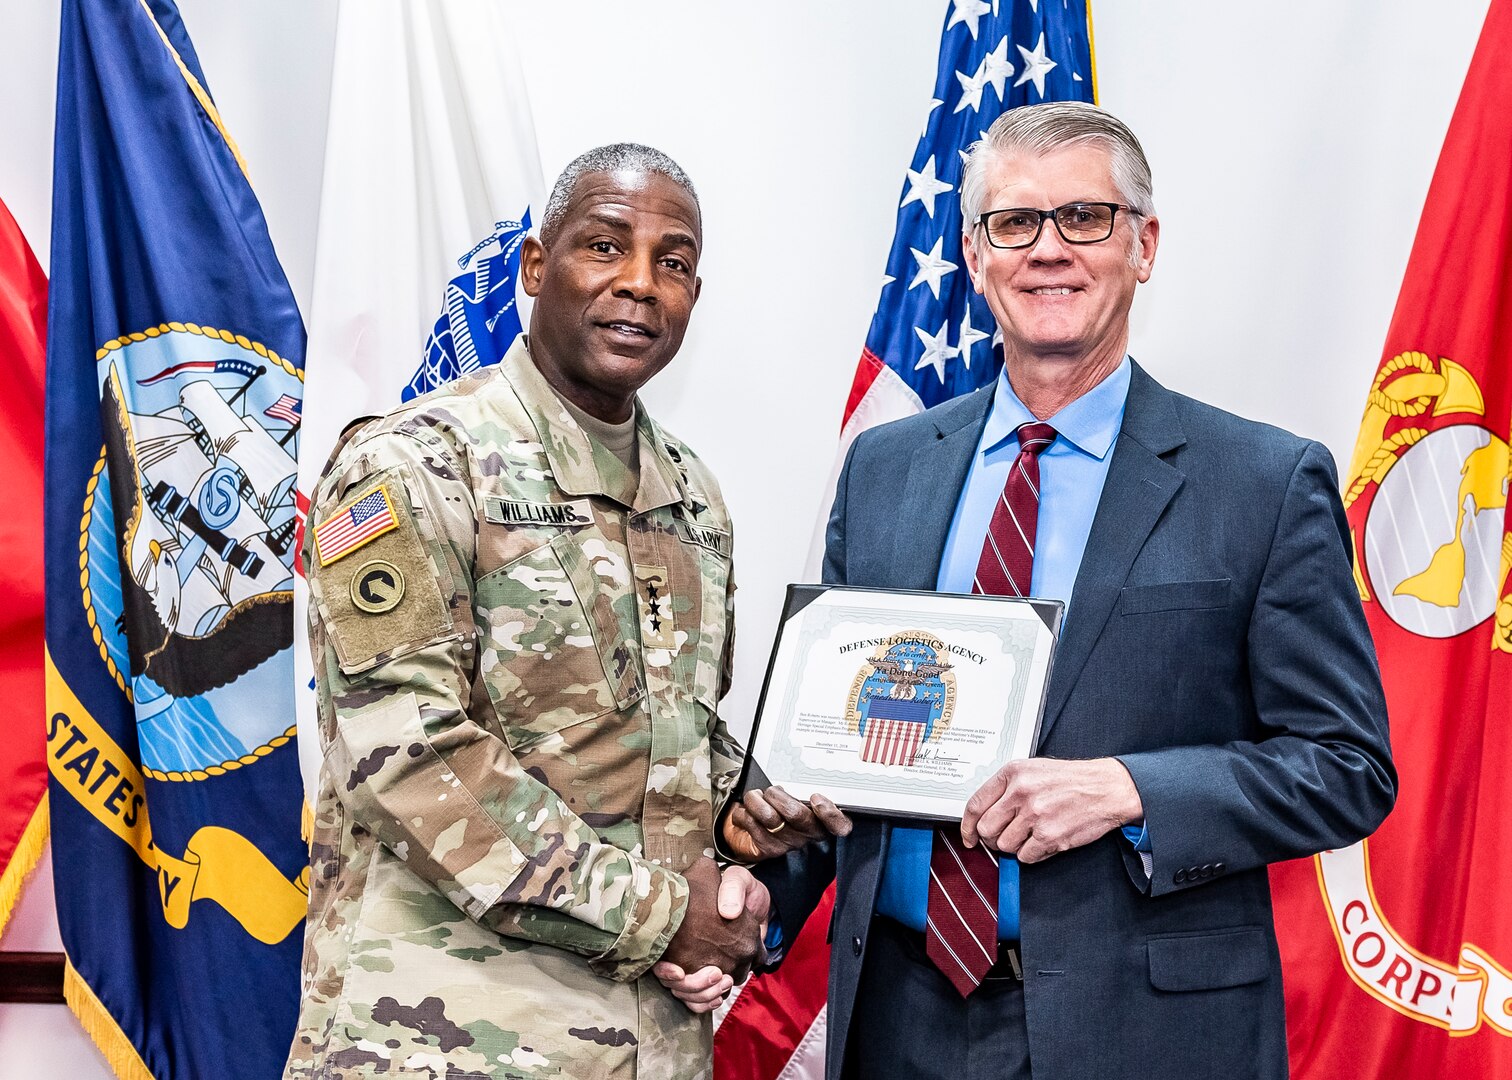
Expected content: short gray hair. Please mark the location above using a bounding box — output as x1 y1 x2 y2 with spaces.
539 143 700 246
959 102 1155 228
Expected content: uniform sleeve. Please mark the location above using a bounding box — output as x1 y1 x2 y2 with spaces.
307 428 686 982
708 555 744 821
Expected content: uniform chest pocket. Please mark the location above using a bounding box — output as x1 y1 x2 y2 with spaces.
473 533 640 747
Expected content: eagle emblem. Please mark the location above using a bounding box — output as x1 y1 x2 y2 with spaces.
846 634 956 767
83 325 302 779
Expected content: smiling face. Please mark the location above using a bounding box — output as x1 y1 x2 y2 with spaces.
521 169 702 421
962 142 1158 374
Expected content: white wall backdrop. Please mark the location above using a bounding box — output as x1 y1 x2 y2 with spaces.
0 1 1491 1074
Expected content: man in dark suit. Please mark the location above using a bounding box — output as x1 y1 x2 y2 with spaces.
714 102 1396 1078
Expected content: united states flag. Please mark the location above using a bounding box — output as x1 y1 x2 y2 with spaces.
313 488 398 566
860 716 929 767
803 0 1095 572
264 393 302 425
718 3 1095 1076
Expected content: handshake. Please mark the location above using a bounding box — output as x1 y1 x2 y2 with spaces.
652 787 852 1013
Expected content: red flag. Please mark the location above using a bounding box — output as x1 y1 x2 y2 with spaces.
1269 1 1512 1073
714 887 834 1080
0 197 48 936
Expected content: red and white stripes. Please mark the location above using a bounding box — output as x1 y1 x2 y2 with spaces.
860 717 928 766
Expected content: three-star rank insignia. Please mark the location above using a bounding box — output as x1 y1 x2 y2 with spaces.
351 559 405 614
634 564 677 651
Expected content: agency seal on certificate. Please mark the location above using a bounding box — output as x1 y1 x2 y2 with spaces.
743 585 1062 821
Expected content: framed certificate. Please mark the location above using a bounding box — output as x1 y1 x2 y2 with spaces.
742 585 1062 822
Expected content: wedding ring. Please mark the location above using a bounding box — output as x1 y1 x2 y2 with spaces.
767 820 787 835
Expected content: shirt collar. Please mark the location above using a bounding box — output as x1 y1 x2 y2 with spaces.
502 336 692 513
981 355 1132 461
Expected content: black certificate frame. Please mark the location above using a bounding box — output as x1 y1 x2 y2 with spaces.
736 583 1064 825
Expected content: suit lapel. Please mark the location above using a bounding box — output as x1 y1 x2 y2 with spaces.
889 387 994 590
1037 364 1187 745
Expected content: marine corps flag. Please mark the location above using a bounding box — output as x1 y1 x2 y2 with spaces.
1269 0 1512 1074
44 0 307 1076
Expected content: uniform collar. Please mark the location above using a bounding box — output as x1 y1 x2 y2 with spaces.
503 337 699 515
981 355 1131 461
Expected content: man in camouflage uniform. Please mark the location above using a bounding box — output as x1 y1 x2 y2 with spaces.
286 145 766 1080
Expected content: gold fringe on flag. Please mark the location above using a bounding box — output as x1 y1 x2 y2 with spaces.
64 958 156 1080
133 0 249 181
0 794 49 939
1086 1 1100 105
301 798 315 847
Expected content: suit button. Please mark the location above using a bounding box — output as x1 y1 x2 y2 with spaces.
1174 869 1187 884
1199 863 1214 878
1213 862 1226 875
852 935 863 956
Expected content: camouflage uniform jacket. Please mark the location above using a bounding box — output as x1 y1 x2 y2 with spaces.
286 339 743 1080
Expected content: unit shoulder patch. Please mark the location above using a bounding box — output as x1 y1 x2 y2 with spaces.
312 480 452 674
350 560 406 614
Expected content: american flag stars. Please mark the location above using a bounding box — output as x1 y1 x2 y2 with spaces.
858 0 1092 410
1015 32 1058 96
901 156 955 219
954 37 1015 114
915 320 961 383
947 0 991 38
908 237 959 300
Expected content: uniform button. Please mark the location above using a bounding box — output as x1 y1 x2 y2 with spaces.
852 936 863 957
1174 869 1187 884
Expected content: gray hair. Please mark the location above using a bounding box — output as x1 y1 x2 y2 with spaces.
959 101 1155 233
539 143 700 246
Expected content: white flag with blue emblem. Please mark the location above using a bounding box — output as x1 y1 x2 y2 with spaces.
294 0 545 796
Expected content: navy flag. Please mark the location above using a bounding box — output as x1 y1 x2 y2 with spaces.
44 0 307 1076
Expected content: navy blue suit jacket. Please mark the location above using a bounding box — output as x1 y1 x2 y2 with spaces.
757 363 1395 1079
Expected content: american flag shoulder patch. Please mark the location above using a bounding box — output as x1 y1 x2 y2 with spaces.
314 484 401 566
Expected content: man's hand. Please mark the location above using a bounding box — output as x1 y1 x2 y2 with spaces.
960 757 1143 864
659 858 767 990
655 864 771 1012
650 962 733 1014
722 786 853 863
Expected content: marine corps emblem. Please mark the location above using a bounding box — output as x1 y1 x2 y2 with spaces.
1345 351 1511 649
846 634 956 766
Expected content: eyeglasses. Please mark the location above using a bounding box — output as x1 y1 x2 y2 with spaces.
973 202 1135 249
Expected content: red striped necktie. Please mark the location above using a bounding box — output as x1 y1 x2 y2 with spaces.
926 420 1057 996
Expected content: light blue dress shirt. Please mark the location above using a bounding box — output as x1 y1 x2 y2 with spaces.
874 356 1138 939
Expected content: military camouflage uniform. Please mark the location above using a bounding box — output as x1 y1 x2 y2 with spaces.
286 339 743 1080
